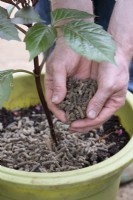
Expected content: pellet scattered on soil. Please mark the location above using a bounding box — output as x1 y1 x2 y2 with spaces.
58 78 98 122
0 105 130 173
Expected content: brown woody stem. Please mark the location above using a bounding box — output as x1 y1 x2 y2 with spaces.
33 56 57 144
15 25 26 34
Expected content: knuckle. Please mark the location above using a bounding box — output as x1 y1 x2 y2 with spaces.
52 63 60 72
106 83 115 92
93 102 102 110
53 63 65 73
46 64 53 74
101 80 116 93
49 63 66 77
54 85 63 92
46 63 66 82
91 96 105 110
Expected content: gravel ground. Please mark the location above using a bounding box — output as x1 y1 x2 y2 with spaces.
117 182 133 200
0 28 133 200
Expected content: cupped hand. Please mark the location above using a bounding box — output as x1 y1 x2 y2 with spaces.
45 37 92 122
70 46 130 132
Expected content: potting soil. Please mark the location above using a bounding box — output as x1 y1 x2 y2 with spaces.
0 106 130 172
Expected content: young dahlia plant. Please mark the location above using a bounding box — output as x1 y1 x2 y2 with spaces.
0 0 116 143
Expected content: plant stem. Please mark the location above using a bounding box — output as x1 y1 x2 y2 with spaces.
13 2 20 10
33 57 57 144
15 25 26 34
0 0 19 8
8 5 15 17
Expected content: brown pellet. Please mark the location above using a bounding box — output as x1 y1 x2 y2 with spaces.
0 106 129 173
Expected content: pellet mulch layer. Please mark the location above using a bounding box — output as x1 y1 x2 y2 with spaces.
0 105 130 173
58 78 98 123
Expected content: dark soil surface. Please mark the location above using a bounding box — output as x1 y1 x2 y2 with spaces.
58 78 97 123
0 106 129 172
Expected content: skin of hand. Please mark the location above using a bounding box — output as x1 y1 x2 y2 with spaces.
45 37 92 123
70 0 133 132
45 0 133 132
45 41 130 132
70 46 130 132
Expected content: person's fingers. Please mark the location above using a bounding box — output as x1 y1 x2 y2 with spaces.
45 53 67 106
51 107 66 122
52 68 67 104
69 124 101 133
72 57 92 79
70 46 129 131
70 117 103 130
86 87 111 119
90 62 98 79
45 54 67 122
71 94 125 129
45 73 67 122
45 59 67 104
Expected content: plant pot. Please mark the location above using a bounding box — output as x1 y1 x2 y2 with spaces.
1 73 133 200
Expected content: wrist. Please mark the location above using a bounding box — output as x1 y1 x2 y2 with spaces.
50 0 94 37
50 0 93 13
108 0 133 61
108 27 133 62
116 45 132 69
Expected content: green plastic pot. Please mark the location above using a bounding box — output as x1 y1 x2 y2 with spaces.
0 73 133 200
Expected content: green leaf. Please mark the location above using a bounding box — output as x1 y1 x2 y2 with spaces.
61 20 116 63
0 70 14 108
24 23 57 60
11 6 42 24
0 17 20 41
0 6 8 18
51 8 94 25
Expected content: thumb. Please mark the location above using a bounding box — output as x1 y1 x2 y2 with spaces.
87 88 110 119
51 68 67 104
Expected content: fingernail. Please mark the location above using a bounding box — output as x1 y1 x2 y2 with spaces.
52 95 59 103
87 110 96 119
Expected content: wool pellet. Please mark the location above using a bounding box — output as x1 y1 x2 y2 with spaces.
0 106 129 173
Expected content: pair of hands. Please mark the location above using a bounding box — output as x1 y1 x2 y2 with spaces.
45 37 129 132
